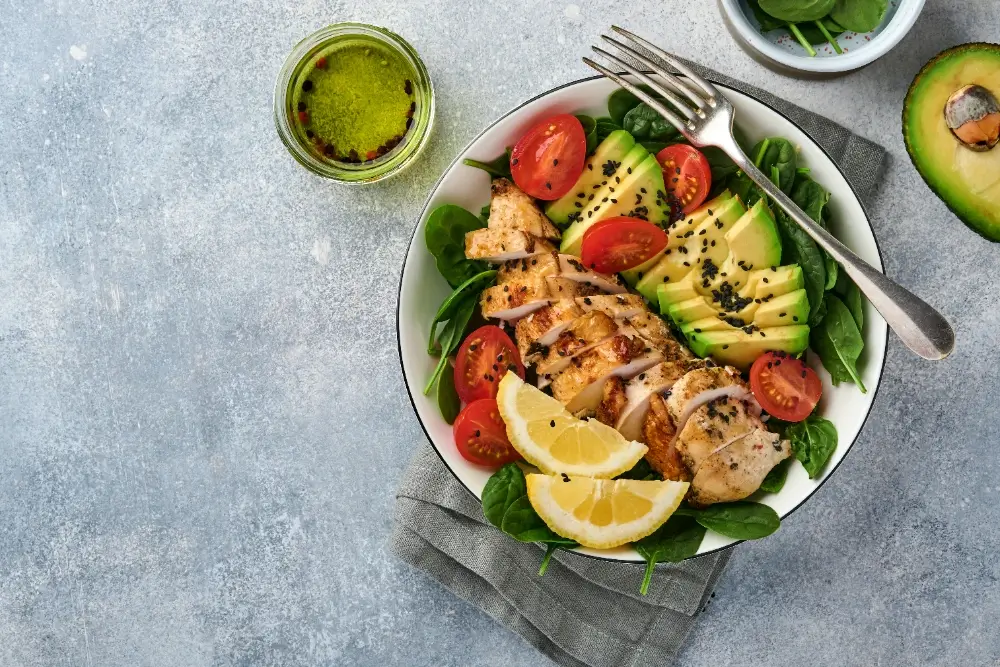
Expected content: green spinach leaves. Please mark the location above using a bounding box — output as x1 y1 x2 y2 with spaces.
634 516 706 595
425 205 488 288
786 415 839 478
829 0 888 32
810 294 867 392
622 103 680 141
758 0 836 22
463 149 512 180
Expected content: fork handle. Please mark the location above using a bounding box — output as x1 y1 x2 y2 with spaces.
719 138 955 361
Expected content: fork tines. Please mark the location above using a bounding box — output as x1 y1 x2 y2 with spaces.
584 26 721 142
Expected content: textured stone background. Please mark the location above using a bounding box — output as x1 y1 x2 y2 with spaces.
1 0 997 665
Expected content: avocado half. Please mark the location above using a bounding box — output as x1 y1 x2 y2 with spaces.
903 43 1000 242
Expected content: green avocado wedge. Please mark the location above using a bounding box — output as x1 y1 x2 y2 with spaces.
903 43 1000 241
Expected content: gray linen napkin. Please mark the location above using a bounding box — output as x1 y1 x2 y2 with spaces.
391 60 886 667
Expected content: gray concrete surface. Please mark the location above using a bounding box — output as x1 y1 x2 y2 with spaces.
0 0 997 665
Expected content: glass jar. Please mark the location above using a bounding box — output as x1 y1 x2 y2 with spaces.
274 23 435 183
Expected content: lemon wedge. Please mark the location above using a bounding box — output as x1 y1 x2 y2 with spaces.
526 474 689 549
497 371 648 478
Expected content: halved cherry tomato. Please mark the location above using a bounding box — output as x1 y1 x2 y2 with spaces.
453 399 521 467
749 352 822 423
580 217 669 274
454 325 525 404
510 114 587 200
656 145 711 214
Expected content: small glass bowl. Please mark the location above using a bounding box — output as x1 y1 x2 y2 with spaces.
273 23 435 183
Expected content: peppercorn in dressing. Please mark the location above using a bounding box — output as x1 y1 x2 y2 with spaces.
291 37 417 164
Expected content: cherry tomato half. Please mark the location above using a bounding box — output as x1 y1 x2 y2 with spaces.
749 352 822 423
454 325 525 404
656 145 711 214
580 217 669 274
510 114 587 200
453 399 521 467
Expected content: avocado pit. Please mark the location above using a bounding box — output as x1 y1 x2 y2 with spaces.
945 84 1000 151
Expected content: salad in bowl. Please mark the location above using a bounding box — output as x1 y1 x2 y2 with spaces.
399 78 886 594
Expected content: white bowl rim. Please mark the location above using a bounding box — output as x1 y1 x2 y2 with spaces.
719 0 927 73
396 74 888 563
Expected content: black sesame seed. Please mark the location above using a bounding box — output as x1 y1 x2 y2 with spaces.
302 80 313 92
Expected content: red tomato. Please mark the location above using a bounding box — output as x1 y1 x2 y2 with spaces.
656 145 711 214
749 352 822 423
453 399 521 467
510 114 587 200
580 217 669 274
454 325 525 404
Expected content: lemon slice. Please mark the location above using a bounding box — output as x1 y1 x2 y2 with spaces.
497 371 648 478
526 474 689 549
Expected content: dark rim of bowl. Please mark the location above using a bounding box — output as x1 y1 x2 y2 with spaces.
395 73 889 564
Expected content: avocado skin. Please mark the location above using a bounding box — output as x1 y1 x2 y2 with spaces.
903 43 1000 242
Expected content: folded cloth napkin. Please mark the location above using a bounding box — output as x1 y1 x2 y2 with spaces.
391 59 886 667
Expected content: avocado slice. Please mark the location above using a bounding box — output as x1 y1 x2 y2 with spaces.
545 130 637 226
903 43 1000 241
560 147 669 256
633 195 749 302
666 266 805 325
620 190 736 286
685 326 810 370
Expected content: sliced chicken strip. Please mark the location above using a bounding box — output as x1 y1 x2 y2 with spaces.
465 228 556 263
673 399 760 475
687 429 791 507
622 312 692 361
550 335 663 414
642 393 690 482
666 366 760 439
535 311 620 382
556 255 627 294
577 294 647 320
488 179 562 240
515 299 584 362
596 376 627 427
497 252 559 284
480 275 550 321
545 276 603 300
614 360 695 442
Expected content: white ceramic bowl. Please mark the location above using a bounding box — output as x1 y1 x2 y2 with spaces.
719 0 925 74
397 76 888 562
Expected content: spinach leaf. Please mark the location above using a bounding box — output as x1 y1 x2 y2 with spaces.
633 515 706 595
622 103 680 141
702 146 740 190
725 171 763 207
463 149 512 180
482 463 528 528
616 458 663 481
479 204 491 223
834 269 864 331
502 496 577 544
796 18 846 45
679 501 781 539
608 88 642 126
639 140 671 155
774 209 826 324
790 176 837 290
829 0 888 32
576 114 599 154
752 138 797 194
595 118 623 144
425 205 489 288
758 0 836 22
746 0 787 31
810 294 866 392
423 294 477 395
786 415 838 479
428 269 497 353
436 360 461 425
758 458 790 494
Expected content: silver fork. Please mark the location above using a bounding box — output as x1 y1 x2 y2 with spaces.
584 26 954 361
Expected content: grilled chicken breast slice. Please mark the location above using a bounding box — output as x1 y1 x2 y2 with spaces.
687 429 791 506
556 255 627 294
577 294 647 320
674 399 760 475
550 335 663 413
488 179 562 240
596 376 627 427
535 311 620 382
514 299 584 361
614 360 695 442
480 275 550 321
497 252 559 284
666 366 760 438
546 276 604 299
622 312 692 361
465 228 556 263
642 393 690 482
